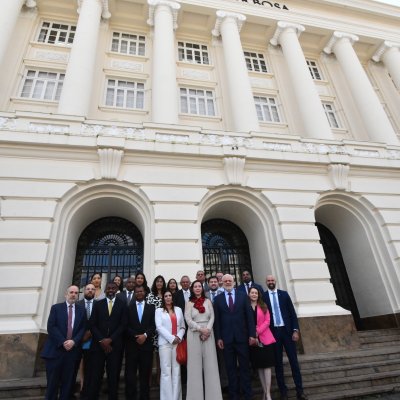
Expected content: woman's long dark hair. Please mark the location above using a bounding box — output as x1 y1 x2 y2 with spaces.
167 278 178 293
249 287 268 313
151 275 167 296
189 280 206 302
135 272 150 294
161 290 175 312
112 274 124 291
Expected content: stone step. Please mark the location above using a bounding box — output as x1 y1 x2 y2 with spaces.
357 328 400 338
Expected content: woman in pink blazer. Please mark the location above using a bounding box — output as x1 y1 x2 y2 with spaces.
249 287 276 400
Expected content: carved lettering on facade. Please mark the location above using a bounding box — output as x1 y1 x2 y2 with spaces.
233 0 289 11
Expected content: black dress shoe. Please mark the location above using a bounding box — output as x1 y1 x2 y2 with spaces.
297 393 309 400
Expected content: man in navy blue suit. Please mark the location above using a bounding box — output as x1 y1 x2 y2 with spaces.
236 270 264 295
263 275 308 400
41 285 86 400
214 274 257 400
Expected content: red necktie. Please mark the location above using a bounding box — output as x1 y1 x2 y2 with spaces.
228 292 234 312
67 305 73 339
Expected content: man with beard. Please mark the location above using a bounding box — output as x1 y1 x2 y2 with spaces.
263 275 308 400
117 276 136 305
89 281 127 400
236 270 263 295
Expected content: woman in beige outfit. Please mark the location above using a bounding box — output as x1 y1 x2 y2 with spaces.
185 280 223 400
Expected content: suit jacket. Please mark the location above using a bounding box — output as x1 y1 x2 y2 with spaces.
41 302 86 360
116 290 135 306
213 289 256 344
263 289 299 336
89 296 127 352
255 306 276 345
126 301 155 352
236 281 264 295
205 288 224 303
155 307 186 346
175 289 189 313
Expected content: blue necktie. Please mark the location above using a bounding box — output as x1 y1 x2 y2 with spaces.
137 302 143 322
271 292 282 326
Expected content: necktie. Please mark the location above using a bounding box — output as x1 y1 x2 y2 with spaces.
228 292 234 312
108 299 113 316
137 302 143 322
245 283 250 294
271 292 282 326
211 291 216 302
67 305 73 339
184 291 189 302
85 300 91 319
127 291 132 304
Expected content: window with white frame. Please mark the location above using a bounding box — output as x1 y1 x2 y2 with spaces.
322 102 340 128
111 32 146 56
306 59 322 80
20 70 64 101
180 88 216 116
37 21 76 45
178 42 210 65
105 79 145 109
244 51 268 73
254 96 281 122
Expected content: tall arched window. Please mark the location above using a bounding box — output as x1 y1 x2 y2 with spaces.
201 218 252 284
72 217 143 288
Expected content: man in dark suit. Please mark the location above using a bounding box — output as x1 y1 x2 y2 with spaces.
41 285 86 400
175 275 191 313
116 276 135 305
196 270 209 293
213 274 257 400
125 285 156 400
236 270 263 295
89 281 127 400
263 275 308 400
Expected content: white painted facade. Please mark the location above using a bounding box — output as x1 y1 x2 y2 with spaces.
0 0 400 341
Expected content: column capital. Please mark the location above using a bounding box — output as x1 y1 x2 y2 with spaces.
270 21 305 46
77 0 111 19
324 31 359 54
25 0 37 7
372 40 400 62
212 10 246 37
147 0 181 29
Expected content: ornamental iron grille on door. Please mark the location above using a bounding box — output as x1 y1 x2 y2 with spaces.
72 217 143 288
201 219 253 285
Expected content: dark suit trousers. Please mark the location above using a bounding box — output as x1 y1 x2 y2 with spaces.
125 345 153 400
45 353 77 400
89 348 123 400
273 327 303 396
223 341 252 400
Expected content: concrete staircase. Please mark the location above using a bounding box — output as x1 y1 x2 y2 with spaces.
1 328 400 400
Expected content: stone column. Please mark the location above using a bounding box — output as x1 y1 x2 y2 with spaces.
270 21 333 140
212 11 259 133
372 41 400 91
0 0 36 67
58 0 111 117
324 32 398 145
147 0 180 125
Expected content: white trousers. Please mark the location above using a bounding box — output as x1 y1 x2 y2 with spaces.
159 343 182 400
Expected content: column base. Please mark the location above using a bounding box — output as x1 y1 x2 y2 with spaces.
298 314 360 354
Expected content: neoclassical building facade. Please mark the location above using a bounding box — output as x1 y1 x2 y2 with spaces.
0 0 400 379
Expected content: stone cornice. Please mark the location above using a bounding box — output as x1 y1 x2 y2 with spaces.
77 0 111 19
147 0 181 30
211 10 246 37
270 21 305 47
324 31 359 54
372 41 400 63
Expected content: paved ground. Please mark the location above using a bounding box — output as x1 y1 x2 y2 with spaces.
355 395 399 400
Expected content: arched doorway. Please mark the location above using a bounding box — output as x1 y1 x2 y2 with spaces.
201 218 253 285
316 222 363 330
72 216 143 288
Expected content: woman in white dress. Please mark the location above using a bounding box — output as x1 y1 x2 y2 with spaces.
156 290 186 400
185 280 223 400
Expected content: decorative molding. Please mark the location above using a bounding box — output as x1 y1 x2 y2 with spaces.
224 157 246 185
352 149 380 158
111 60 144 72
328 163 349 191
77 0 111 19
35 50 69 63
147 0 181 30
29 123 69 135
181 69 210 81
0 117 17 130
155 133 189 143
324 31 359 55
98 148 124 179
372 41 400 63
24 0 37 8
212 10 246 37
270 21 305 47
263 142 292 152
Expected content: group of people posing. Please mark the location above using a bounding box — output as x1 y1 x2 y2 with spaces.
42 270 308 400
